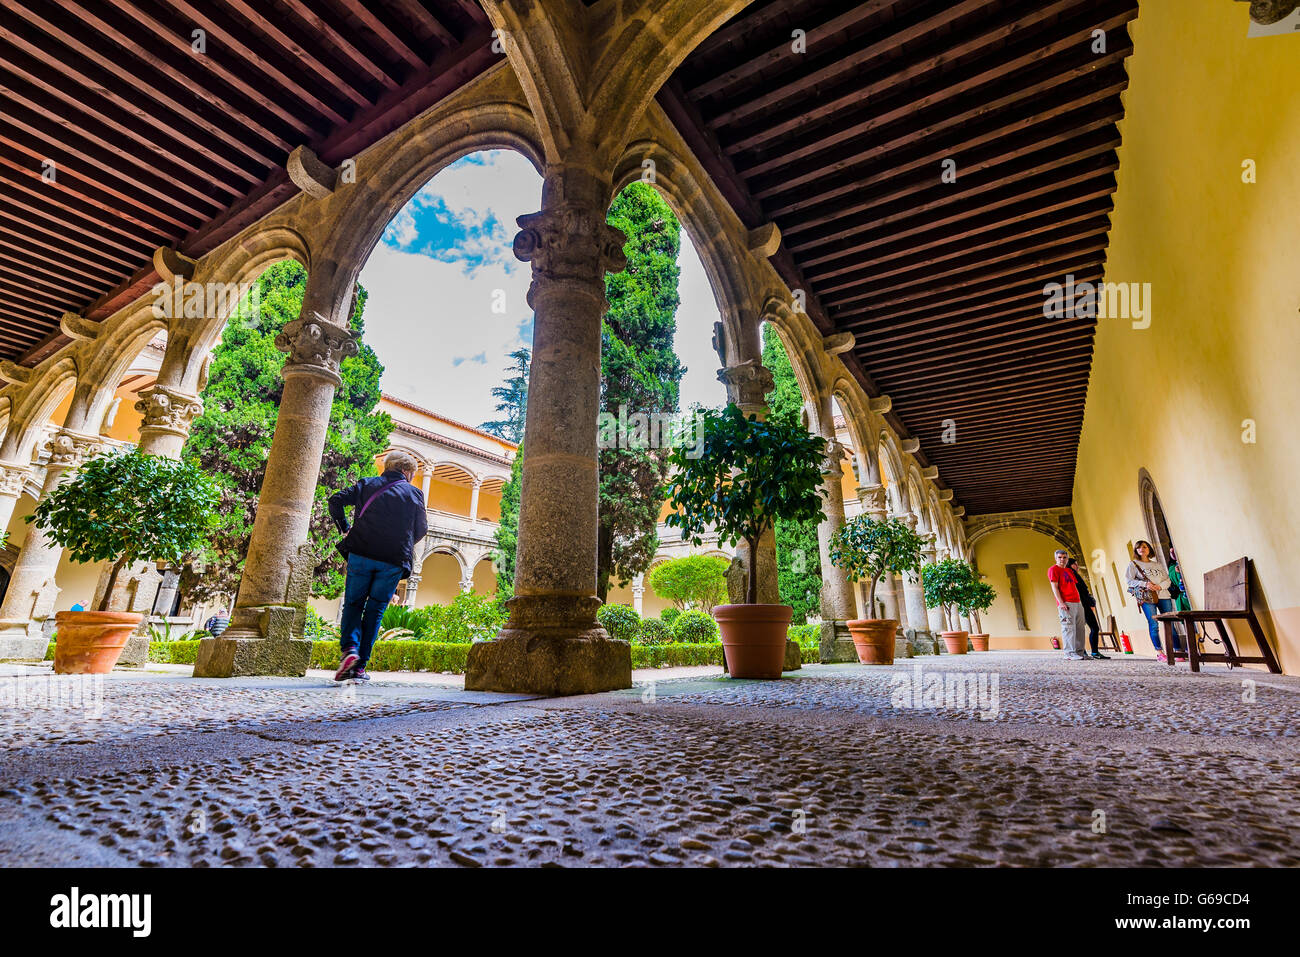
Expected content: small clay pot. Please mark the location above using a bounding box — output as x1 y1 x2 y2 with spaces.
941 630 970 655
969 633 990 652
713 604 793 679
846 618 898 665
52 611 143 674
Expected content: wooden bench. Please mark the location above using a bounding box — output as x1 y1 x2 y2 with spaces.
1154 558 1281 673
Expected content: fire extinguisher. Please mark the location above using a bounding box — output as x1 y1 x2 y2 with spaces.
1120 631 1134 654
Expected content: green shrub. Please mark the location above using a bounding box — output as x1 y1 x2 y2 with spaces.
380 604 436 640
647 555 730 614
308 640 471 673
425 593 509 643
597 603 641 642
45 640 56 661
630 642 725 668
637 618 671 645
305 606 341 641
660 607 682 626
670 609 718 643
787 623 820 650
148 639 202 664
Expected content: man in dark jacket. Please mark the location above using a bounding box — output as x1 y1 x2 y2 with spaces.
327 450 428 681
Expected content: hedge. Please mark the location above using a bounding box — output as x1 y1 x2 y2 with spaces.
631 642 726 669
149 640 202 664
787 623 820 650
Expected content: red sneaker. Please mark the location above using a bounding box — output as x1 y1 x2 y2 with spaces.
334 652 360 682
1156 651 1167 662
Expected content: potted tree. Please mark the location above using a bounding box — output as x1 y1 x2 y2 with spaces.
829 514 925 664
921 557 981 655
664 404 825 679
964 576 998 651
30 447 217 674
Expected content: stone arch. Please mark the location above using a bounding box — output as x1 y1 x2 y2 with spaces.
1 354 81 462
878 430 909 515
965 517 1083 563
312 94 545 323
420 540 470 578
1137 467 1177 565
830 381 878 485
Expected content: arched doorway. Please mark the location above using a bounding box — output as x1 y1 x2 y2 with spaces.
1138 468 1177 568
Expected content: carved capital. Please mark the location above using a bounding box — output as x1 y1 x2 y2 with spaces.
274 313 359 382
135 385 204 437
45 430 103 470
821 439 846 477
513 204 627 296
0 462 31 497
717 360 775 408
857 482 887 515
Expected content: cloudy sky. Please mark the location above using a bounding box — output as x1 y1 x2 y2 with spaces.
358 149 727 430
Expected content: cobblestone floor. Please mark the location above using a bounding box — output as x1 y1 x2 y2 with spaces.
1 652 1297 867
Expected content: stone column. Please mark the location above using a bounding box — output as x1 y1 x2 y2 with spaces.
421 470 432 504
465 165 633 696
0 431 102 658
632 572 645 615
922 544 948 639
815 438 856 663
468 478 482 527
902 517 935 654
0 461 32 546
195 295 359 678
404 574 422 606
459 572 475 594
134 385 204 458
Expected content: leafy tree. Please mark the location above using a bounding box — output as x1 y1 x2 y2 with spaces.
665 404 826 605
647 554 730 613
828 515 925 616
480 348 530 443
181 260 392 604
762 324 822 622
597 182 684 601
921 557 991 630
30 448 218 612
492 442 523 596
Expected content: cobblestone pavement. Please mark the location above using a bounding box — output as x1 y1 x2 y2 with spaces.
1 652 1297 867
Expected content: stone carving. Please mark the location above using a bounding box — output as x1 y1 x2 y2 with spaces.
857 483 887 516
725 555 747 605
135 386 204 436
821 439 845 477
711 321 727 368
513 204 628 294
0 463 30 497
717 361 774 408
275 313 360 379
45 431 101 469
31 576 61 621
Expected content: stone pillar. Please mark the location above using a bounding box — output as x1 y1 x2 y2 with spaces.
459 573 475 594
718 361 781 606
195 294 359 678
404 574 422 606
815 439 856 663
0 461 32 545
465 165 633 696
421 470 432 504
0 431 102 659
902 518 935 655
468 478 482 526
632 572 644 615
134 385 204 458
922 545 949 640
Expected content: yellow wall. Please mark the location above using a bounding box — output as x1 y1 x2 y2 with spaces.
972 527 1067 650
1071 1 1300 672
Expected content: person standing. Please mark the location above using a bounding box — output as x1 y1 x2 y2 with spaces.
1126 539 1180 661
204 607 231 637
328 451 428 682
1047 549 1090 661
1065 556 1107 659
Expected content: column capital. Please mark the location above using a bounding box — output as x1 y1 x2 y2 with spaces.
856 482 888 516
0 461 32 497
820 438 846 477
717 360 774 409
45 429 104 470
514 203 627 292
135 385 204 441
275 313 359 384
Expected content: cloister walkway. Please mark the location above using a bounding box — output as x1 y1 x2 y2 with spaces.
2 653 1297 868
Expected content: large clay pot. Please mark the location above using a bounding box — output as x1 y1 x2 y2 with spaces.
969 633 990 652
713 604 793 679
941 630 970 655
846 618 898 665
52 611 143 674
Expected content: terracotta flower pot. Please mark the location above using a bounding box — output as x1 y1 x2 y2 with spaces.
941 630 969 655
713 604 793 679
846 618 898 665
969 633 990 652
52 611 143 675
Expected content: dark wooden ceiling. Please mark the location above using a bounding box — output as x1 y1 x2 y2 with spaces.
0 0 495 364
1 0 1137 515
663 0 1138 514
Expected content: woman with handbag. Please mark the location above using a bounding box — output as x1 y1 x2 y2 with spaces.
1126 539 1180 660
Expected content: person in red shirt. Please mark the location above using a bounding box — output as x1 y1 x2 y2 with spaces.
1047 549 1089 660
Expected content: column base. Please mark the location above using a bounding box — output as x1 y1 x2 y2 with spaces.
116 634 150 669
0 633 49 662
906 628 937 655
818 620 856 664
894 635 914 659
194 635 312 677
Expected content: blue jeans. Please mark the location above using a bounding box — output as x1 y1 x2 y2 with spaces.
339 553 404 666
1141 598 1178 651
